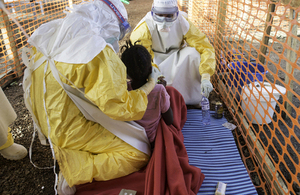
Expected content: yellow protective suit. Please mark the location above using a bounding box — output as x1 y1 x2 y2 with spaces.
0 128 14 150
29 46 150 187
131 18 215 77
130 12 216 105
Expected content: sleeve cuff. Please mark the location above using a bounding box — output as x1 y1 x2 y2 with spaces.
201 73 210 81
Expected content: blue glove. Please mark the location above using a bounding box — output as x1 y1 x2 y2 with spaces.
201 73 213 98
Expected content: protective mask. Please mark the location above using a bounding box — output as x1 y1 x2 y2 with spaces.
154 20 174 32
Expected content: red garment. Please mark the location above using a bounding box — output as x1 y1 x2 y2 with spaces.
75 86 205 195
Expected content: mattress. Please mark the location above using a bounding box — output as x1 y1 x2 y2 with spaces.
182 110 258 195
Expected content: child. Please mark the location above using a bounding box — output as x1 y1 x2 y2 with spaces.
121 40 173 148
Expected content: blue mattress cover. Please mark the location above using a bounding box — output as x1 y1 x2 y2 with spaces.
182 110 258 195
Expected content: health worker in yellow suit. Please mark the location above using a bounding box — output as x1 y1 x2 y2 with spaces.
22 0 158 194
130 0 216 105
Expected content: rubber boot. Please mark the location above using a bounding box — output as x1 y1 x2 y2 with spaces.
0 143 28 160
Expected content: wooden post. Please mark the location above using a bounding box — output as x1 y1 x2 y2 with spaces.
215 0 227 50
0 0 22 78
214 0 228 86
284 9 298 117
68 0 74 8
187 0 194 24
258 2 276 65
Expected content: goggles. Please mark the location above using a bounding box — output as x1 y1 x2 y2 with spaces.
100 0 131 40
151 11 178 23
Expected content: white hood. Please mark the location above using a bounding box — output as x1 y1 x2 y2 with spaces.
28 0 128 64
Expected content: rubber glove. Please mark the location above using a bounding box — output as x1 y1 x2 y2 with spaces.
201 73 213 98
139 66 161 95
152 66 163 82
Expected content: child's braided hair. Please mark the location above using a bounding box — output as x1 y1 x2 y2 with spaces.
121 40 152 90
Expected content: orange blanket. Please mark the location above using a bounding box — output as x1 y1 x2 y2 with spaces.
75 86 205 195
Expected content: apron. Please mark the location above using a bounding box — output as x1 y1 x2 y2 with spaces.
144 12 203 105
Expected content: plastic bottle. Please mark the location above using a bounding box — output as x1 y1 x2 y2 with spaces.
201 94 210 125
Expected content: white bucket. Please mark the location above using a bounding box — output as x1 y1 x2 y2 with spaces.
241 82 286 124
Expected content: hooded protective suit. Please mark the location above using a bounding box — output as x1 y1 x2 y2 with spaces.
22 0 152 187
130 6 216 105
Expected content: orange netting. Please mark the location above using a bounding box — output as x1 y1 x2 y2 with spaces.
178 0 300 194
1 0 300 194
0 0 82 87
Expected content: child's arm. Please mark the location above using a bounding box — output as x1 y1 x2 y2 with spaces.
162 107 173 125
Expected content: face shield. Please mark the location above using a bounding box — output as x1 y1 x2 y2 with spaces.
151 0 179 32
100 0 131 40
119 20 131 40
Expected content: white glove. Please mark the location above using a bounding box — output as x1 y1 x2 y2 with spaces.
140 66 163 95
149 66 163 83
201 73 213 98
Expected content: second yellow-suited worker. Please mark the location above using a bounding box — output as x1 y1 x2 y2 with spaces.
130 0 216 105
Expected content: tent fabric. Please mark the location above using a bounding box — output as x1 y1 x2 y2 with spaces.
75 86 205 195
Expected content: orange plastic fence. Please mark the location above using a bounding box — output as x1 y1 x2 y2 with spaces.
178 0 300 194
0 0 84 87
1 0 300 194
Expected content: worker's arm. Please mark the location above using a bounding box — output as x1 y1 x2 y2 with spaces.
82 46 150 121
184 20 216 76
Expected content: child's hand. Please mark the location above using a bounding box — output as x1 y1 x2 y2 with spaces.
157 76 167 87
